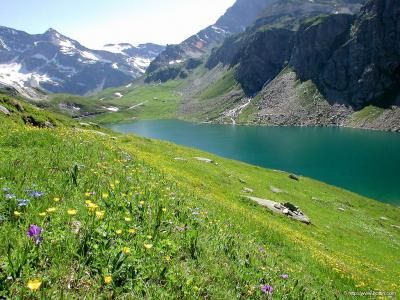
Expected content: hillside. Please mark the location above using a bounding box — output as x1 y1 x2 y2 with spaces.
0 93 399 298
60 0 399 132
145 0 364 83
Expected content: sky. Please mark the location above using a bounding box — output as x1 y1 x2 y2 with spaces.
0 0 236 49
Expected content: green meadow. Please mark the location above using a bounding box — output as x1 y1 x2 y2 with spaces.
0 93 399 299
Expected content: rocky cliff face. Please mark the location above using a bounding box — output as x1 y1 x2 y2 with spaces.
207 0 365 94
290 14 355 83
292 0 400 108
235 28 294 94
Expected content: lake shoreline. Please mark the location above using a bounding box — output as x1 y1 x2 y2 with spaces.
108 119 400 204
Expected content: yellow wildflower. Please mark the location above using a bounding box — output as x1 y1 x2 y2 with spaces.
144 243 153 250
162 208 167 212
104 276 112 284
14 211 21 216
139 201 145 205
67 209 77 216
124 217 132 222
146 235 152 240
116 230 123 235
96 210 105 219
39 212 47 217
128 228 136 234
165 255 171 262
122 247 130 254
46 207 57 213
87 202 99 211
27 279 42 291
53 197 60 202
85 192 91 197
102 192 109 199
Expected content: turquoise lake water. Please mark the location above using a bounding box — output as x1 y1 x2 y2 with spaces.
109 120 400 204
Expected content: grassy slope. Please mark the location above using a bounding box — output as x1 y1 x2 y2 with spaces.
46 80 183 125
0 94 399 298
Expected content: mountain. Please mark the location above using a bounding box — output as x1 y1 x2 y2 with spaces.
101 43 165 73
199 0 399 129
291 0 400 108
0 27 164 96
145 0 365 83
145 0 276 82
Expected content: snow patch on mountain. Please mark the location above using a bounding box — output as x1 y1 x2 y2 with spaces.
0 38 10 51
131 57 152 72
102 43 133 55
0 63 56 87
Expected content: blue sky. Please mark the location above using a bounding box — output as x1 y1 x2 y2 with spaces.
0 0 236 48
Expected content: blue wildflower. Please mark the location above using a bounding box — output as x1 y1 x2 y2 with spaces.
5 193 16 200
27 190 44 198
17 199 30 207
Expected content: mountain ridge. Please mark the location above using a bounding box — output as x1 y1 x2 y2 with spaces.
0 26 164 96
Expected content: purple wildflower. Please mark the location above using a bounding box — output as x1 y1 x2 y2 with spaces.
17 199 30 207
27 224 43 245
281 274 289 279
258 246 266 253
261 285 273 294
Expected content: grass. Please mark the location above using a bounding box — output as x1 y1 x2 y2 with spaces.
45 80 183 125
1 94 399 298
348 106 386 124
198 69 238 100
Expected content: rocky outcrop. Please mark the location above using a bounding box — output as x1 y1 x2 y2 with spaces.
234 28 294 94
291 14 355 83
292 0 400 108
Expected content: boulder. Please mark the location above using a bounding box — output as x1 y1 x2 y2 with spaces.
194 157 214 163
243 187 254 193
270 186 284 193
245 196 311 224
289 174 299 181
0 105 11 116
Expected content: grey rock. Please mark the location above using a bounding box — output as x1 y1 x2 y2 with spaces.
246 196 311 224
243 187 254 193
194 157 214 163
270 186 284 193
289 174 299 181
0 105 10 115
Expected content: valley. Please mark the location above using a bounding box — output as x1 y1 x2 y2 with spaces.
0 0 399 298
